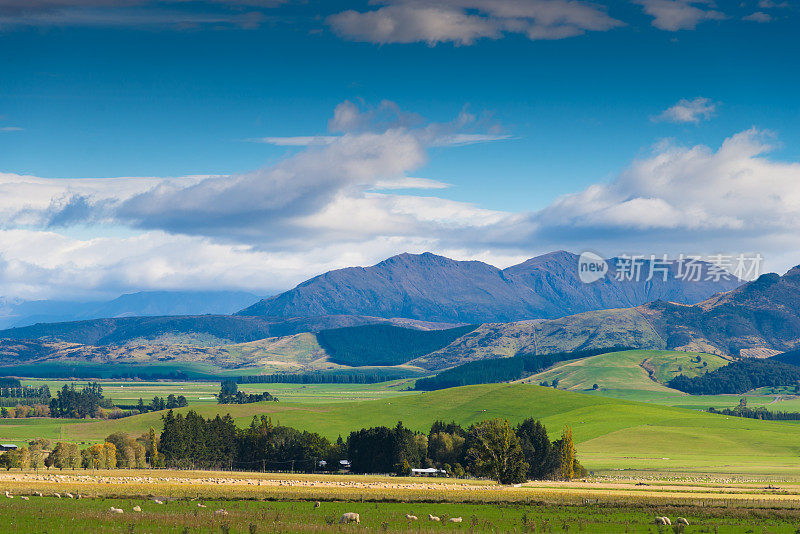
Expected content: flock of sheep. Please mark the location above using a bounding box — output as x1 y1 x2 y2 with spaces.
655 516 690 526
5 489 691 528
337 511 463 524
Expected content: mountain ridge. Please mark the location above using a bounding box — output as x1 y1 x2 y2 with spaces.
238 251 742 323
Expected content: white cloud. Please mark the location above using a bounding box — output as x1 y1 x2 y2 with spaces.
635 0 726 31
0 126 22 132
4 99 800 300
327 0 624 46
534 129 800 240
654 97 717 124
743 11 772 22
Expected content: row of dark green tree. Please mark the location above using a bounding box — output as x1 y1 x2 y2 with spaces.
217 381 276 404
48 383 112 418
131 394 189 413
668 358 800 395
157 409 585 483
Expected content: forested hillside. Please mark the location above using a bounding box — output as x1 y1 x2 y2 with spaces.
317 324 478 366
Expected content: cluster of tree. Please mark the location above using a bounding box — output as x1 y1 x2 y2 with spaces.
235 370 418 385
707 398 800 421
0 380 51 403
218 381 275 404
157 409 584 484
349 418 584 484
317 324 478 367
0 430 160 470
0 404 51 418
132 395 189 413
668 359 800 395
48 383 113 418
416 347 634 391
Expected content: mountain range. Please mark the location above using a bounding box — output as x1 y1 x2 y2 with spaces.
0 290 261 330
238 251 741 323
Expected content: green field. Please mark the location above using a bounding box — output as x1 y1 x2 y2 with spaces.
3 495 800 533
4 383 800 475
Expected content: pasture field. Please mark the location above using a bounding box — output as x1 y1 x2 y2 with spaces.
21 379 418 406
3 471 800 532
4 383 800 475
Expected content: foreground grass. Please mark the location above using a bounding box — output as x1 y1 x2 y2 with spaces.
3 490 800 532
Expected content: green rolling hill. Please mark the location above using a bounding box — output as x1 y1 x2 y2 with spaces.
525 349 729 396
6 383 800 475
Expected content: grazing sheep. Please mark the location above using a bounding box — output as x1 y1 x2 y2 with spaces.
339 512 360 524
153 499 164 505
20 496 29 501
449 517 463 523
132 506 142 512
428 514 441 522
214 509 229 516
53 493 61 498
654 517 667 525
197 503 207 508
109 507 124 514
314 501 321 509
65 493 74 499
34 491 42 497
4 491 12 499
676 517 689 526
405 514 418 520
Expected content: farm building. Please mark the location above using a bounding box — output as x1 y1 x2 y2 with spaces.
410 468 446 477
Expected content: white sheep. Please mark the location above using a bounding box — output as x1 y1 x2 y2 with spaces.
405 514 418 520
133 506 142 512
214 509 229 516
4 491 12 499
65 493 74 499
53 493 61 498
153 499 164 505
654 517 671 526
676 517 689 526
339 512 360 524
109 507 124 514
197 503 207 508
428 514 441 522
449 517 463 523
34 491 42 497
314 501 321 509
20 496 29 501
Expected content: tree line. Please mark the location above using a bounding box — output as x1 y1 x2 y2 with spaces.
668 358 800 395
156 410 585 483
218 381 276 404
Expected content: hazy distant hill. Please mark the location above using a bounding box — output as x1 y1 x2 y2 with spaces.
0 314 456 346
238 251 741 323
0 290 261 329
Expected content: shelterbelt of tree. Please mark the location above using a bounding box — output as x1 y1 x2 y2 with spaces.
8 383 800 475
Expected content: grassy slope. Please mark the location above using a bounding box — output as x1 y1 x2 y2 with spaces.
525 350 728 395
412 309 665 371
7 383 800 474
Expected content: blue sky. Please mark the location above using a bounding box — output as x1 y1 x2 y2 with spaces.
1 0 799 299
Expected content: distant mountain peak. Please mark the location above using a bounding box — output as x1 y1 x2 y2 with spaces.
238 250 742 323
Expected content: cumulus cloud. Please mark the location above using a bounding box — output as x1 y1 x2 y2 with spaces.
635 0 726 31
327 0 624 45
743 11 772 22
653 97 717 124
4 100 800 299
532 129 800 254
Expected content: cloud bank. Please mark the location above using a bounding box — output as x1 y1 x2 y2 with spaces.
2 101 800 299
